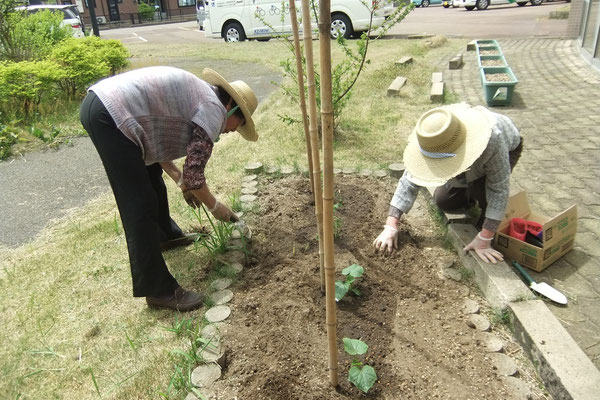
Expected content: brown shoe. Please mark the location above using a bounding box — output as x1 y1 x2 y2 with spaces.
160 233 197 252
146 286 204 311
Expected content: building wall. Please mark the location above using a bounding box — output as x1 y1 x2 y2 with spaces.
577 0 600 71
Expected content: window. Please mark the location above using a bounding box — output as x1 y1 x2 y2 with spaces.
179 0 195 6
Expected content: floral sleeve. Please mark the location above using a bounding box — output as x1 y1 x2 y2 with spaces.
182 124 214 190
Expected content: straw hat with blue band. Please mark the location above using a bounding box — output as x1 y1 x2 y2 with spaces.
202 68 258 142
403 104 492 187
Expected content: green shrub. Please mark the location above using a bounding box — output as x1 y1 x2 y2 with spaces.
0 121 19 160
0 60 66 116
138 3 155 21
49 37 130 98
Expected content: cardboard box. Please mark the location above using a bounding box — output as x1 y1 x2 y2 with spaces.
493 191 577 272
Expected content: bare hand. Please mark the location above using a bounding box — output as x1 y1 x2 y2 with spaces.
463 232 504 264
372 225 398 253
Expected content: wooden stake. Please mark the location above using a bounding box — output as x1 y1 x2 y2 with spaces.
288 0 315 200
318 0 338 387
297 0 325 292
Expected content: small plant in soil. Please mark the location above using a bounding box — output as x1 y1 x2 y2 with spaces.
335 263 364 302
343 337 377 394
191 205 238 257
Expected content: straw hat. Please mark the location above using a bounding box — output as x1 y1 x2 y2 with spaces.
403 104 492 187
202 68 258 141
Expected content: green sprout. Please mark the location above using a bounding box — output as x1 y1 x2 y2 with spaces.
343 337 377 393
335 264 364 302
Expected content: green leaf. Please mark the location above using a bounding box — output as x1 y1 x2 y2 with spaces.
342 337 368 355
335 281 349 302
348 364 377 393
342 264 363 278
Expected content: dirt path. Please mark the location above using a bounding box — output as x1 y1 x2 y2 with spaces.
0 61 280 249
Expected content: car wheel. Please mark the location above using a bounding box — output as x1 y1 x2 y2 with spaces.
465 5 475 10
516 1 527 5
256 37 271 42
330 13 353 39
476 0 489 9
223 22 246 42
530 0 542 5
422 0 430 6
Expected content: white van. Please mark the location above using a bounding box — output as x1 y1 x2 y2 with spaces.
203 0 397 42
452 0 543 10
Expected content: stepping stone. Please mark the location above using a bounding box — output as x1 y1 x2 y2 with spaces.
441 267 462 282
489 353 518 376
224 250 246 264
191 363 221 387
342 167 356 175
244 162 263 174
241 174 257 182
265 165 280 174
240 194 257 203
221 262 243 275
373 169 388 178
467 314 490 332
200 343 225 367
241 180 258 188
502 376 531 400
205 305 231 323
333 168 342 174
358 169 372 177
482 333 504 353
449 54 463 70
211 278 232 291
231 221 251 239
280 165 294 175
467 40 476 51
430 81 444 103
201 323 222 343
209 289 233 305
388 163 405 179
241 187 258 195
432 72 443 83
462 299 480 315
395 56 413 66
387 76 407 97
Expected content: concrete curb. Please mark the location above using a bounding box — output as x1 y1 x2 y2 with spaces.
446 224 600 400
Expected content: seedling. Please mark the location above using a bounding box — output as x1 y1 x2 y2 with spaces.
343 337 377 393
191 205 238 257
335 264 364 302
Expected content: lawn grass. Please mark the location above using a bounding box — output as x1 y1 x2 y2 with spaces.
0 35 466 399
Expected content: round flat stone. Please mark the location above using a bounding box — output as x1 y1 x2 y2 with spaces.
241 180 258 188
191 363 221 387
225 250 246 264
467 314 490 332
241 187 258 195
210 289 233 305
502 376 531 399
242 174 257 182
442 267 462 282
244 162 263 174
211 278 232 291
342 167 356 174
489 353 518 376
200 342 225 365
388 162 405 179
201 324 222 344
358 169 372 177
265 165 280 174
483 334 504 353
221 262 243 275
462 299 481 314
240 194 257 203
373 169 388 178
333 168 342 174
280 166 294 175
205 305 231 323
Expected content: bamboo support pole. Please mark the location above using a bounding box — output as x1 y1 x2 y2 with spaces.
318 0 338 387
288 0 315 201
300 0 325 292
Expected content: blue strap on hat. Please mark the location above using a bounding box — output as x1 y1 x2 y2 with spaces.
419 145 456 159
226 105 240 118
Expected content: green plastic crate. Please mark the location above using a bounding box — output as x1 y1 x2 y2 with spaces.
475 39 499 48
480 66 518 106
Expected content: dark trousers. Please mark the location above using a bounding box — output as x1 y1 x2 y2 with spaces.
433 138 524 230
80 91 180 297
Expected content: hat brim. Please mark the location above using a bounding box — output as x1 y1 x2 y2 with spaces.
403 105 492 187
202 68 257 142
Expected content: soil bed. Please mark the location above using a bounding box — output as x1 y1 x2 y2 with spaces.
205 175 545 399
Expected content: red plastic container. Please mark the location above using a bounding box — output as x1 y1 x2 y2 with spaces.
509 218 527 241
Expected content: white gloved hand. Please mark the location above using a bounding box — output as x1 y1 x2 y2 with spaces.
463 232 504 264
372 225 398 253
208 200 239 223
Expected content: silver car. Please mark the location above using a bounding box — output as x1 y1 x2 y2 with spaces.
16 4 85 38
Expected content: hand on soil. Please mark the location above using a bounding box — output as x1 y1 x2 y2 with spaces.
373 225 398 253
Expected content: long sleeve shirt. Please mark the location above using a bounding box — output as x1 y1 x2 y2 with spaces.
89 66 225 190
390 106 521 230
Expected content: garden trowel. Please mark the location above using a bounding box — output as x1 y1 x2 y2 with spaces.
511 261 567 305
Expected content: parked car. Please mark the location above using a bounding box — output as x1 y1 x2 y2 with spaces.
453 0 544 10
411 0 443 7
15 4 85 38
203 0 398 42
